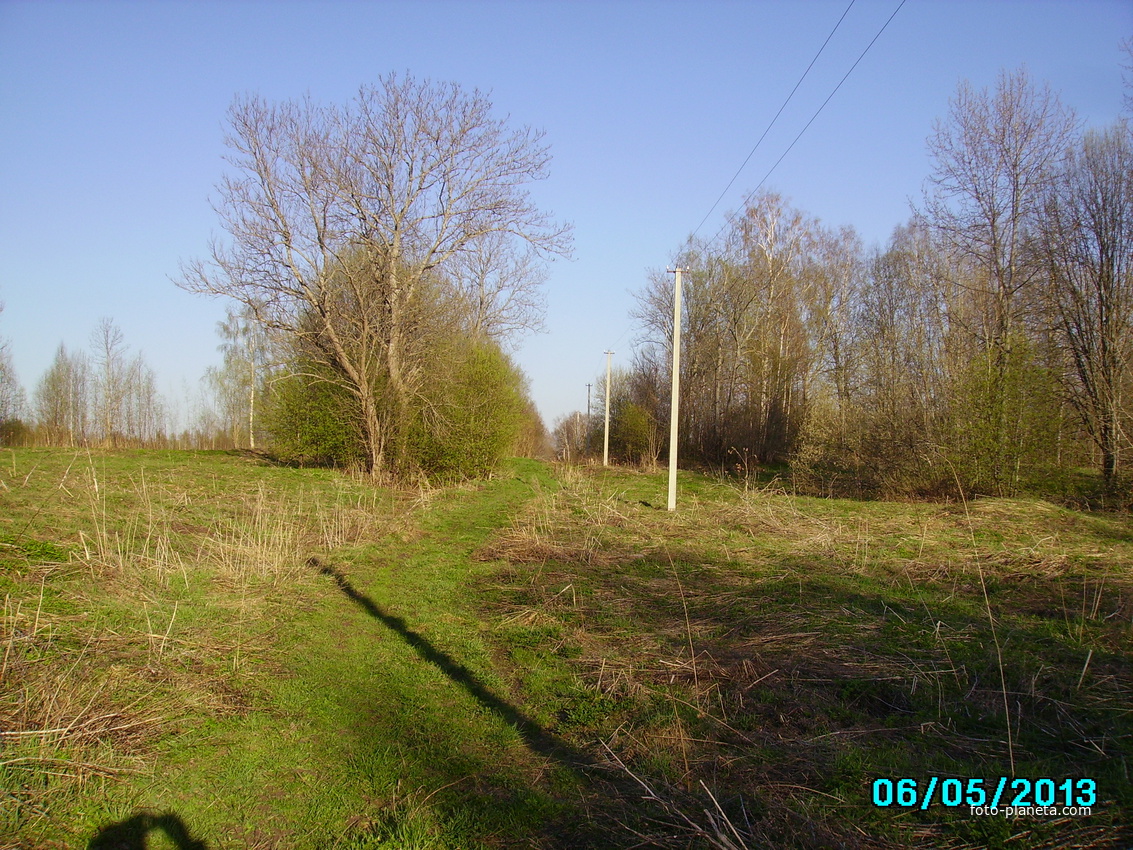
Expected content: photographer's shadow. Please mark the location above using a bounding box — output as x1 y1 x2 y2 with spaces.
88 811 207 850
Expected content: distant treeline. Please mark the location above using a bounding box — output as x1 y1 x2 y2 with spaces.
0 310 552 473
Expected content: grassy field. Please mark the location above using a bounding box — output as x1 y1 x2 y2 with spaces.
0 449 1130 848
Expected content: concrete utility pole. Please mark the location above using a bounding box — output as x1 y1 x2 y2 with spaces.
585 383 592 458
603 350 614 467
667 268 684 511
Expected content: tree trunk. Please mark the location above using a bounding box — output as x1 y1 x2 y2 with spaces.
359 386 386 478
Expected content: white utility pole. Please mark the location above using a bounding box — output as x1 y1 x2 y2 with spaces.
585 383 592 458
603 350 614 467
667 269 684 511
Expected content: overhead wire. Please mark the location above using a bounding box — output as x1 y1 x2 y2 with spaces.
694 0 908 251
593 1 856 378
689 0 858 242
740 0 908 210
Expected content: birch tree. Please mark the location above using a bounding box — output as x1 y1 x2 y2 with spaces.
91 318 128 446
34 344 90 446
922 68 1078 492
923 68 1077 348
0 306 25 431
207 303 270 449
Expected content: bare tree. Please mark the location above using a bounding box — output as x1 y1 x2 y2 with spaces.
800 224 865 436
207 303 270 449
631 191 827 467
551 411 588 462
921 68 1078 492
91 318 128 446
449 230 548 345
0 305 24 426
34 344 90 446
121 353 165 444
923 69 1078 346
1042 122 1133 488
1122 38 1133 117
179 75 571 476
75 319 168 447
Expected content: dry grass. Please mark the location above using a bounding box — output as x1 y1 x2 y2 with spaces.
67 458 407 589
478 464 1133 848
0 593 159 831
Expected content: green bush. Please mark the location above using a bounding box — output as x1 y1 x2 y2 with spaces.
408 340 527 479
944 337 1065 496
265 370 366 468
611 401 655 465
267 335 538 479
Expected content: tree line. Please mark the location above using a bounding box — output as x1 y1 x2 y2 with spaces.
0 316 168 448
566 65 1133 503
0 312 264 451
0 299 553 469
5 64 1130 498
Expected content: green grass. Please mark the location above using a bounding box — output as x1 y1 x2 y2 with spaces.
1 450 1131 848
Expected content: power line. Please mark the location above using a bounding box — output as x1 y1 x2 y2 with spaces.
599 2 876 371
688 0 856 242
652 0 906 508
743 0 908 202
694 0 907 250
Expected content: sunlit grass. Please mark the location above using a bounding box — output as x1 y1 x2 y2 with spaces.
0 449 425 846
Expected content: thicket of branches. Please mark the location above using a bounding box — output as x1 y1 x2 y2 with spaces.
586 67 1133 502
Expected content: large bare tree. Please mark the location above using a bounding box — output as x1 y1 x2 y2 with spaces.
179 75 571 475
922 68 1078 349
1042 122 1133 488
448 230 549 345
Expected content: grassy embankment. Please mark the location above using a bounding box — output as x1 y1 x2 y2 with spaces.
1 449 1130 848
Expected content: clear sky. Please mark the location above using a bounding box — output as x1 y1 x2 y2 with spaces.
1 0 1130 431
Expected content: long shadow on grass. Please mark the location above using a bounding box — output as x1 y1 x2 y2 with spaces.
312 557 599 777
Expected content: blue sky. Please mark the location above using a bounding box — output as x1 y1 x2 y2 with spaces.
1 0 1130 430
